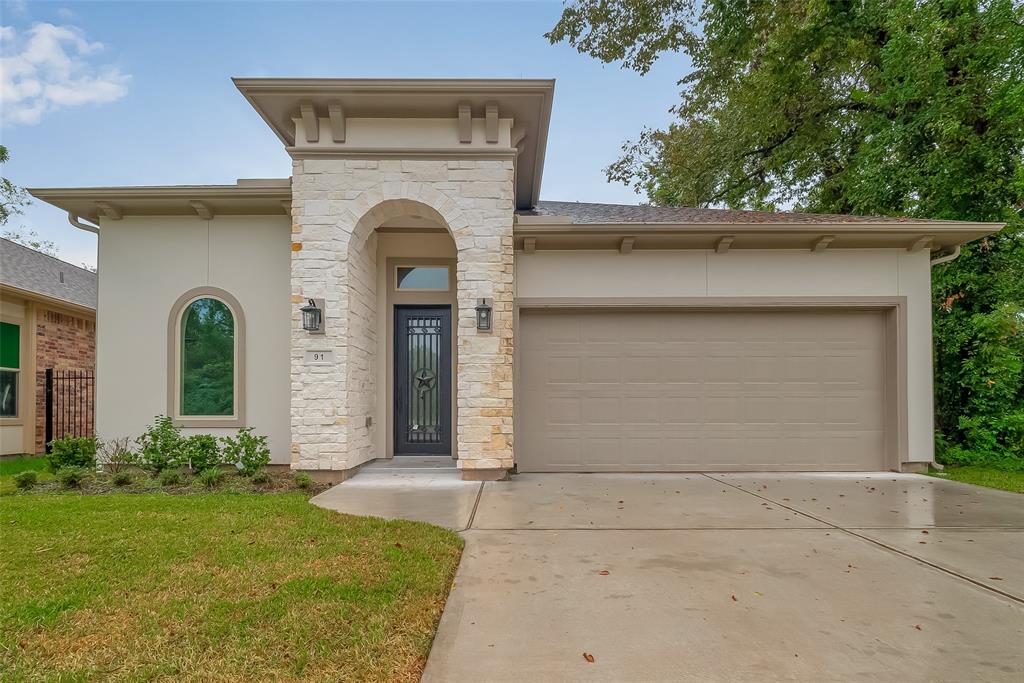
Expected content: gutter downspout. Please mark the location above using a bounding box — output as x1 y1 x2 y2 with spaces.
68 213 100 234
924 242 962 473
930 244 961 266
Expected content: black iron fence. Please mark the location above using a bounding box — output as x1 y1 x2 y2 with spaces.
44 369 95 452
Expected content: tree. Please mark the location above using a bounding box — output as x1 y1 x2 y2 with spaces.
549 0 1024 468
1 228 59 257
0 145 30 227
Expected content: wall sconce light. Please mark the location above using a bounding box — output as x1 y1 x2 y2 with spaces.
475 298 493 331
301 298 325 334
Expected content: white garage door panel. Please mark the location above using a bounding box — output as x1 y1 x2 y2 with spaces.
519 309 886 472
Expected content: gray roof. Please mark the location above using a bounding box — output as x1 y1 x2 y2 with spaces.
0 238 97 310
522 200 958 225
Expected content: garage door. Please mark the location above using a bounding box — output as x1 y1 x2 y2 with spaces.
518 309 887 472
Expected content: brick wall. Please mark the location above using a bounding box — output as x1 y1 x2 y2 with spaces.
34 307 96 452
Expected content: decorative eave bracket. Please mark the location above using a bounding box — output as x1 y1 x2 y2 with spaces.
327 102 346 143
299 101 319 144
95 201 122 220
909 235 934 252
813 235 835 252
190 200 214 220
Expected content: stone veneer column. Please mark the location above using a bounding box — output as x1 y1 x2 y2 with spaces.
289 157 515 477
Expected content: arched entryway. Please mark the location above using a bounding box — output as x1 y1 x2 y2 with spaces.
346 198 460 464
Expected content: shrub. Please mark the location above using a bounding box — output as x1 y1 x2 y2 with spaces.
13 471 37 490
293 471 313 490
181 434 221 472
251 470 273 485
136 416 183 474
158 469 183 487
197 467 224 489
220 428 271 477
57 466 88 489
98 437 137 473
111 471 133 487
47 436 99 472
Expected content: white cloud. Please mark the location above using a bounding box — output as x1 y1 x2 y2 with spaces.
0 22 130 125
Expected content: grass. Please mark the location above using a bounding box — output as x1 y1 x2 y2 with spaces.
0 455 52 495
0 494 464 682
929 466 1024 494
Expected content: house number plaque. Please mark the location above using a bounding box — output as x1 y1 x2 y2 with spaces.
304 350 334 365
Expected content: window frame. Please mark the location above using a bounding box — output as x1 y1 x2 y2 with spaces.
394 265 451 292
0 320 22 422
167 287 245 428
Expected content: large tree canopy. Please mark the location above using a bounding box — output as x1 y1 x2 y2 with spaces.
549 0 1024 467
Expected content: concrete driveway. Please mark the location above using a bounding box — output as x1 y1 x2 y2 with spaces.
316 471 1024 682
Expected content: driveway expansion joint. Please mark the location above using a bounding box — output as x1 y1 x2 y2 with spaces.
463 482 484 531
701 472 1024 605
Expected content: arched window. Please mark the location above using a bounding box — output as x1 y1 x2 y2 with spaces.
168 288 245 426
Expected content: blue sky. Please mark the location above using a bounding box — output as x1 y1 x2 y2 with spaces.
1 1 688 268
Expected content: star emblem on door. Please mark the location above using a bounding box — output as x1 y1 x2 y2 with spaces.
414 368 436 396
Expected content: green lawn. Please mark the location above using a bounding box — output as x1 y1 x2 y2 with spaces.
0 494 463 682
0 455 52 495
929 466 1024 494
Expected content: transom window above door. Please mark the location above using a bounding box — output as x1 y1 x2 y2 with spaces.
396 266 449 291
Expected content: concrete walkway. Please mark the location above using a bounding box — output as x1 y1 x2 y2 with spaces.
314 470 1024 682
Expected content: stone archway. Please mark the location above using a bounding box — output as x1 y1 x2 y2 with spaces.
289 158 515 478
344 198 460 467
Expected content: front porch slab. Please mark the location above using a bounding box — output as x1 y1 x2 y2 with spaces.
309 462 482 530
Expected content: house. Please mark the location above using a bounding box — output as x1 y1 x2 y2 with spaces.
0 238 97 455
28 78 1000 480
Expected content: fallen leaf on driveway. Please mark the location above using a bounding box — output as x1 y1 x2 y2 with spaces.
914 625 922 631
583 652 595 663
989 576 1004 581
599 570 609 576
921 530 929 534
731 595 738 602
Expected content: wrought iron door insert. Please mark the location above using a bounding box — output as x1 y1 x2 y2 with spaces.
395 306 452 455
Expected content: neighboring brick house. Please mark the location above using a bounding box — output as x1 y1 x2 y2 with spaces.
0 238 97 455
29 77 1000 479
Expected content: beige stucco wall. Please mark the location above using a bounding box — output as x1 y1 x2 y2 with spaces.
95 215 291 462
294 117 514 151
0 297 28 454
515 248 935 463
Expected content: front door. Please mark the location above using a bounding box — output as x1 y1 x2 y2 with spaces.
395 305 452 455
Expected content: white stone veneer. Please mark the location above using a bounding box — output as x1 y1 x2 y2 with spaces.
289 158 515 473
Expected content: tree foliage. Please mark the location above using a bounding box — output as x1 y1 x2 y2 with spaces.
549 0 1024 468
0 145 30 228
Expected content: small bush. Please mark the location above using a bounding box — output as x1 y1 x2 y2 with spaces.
111 471 132 487
98 437 137 473
57 466 88 489
221 428 271 476
293 471 313 490
136 416 183 474
47 436 99 472
251 470 273 485
158 469 183 487
197 467 224 489
13 471 37 490
181 434 221 472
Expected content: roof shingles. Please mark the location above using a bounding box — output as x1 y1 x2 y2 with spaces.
0 238 97 310
520 200 953 225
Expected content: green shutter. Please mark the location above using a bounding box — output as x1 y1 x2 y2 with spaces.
0 322 19 369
